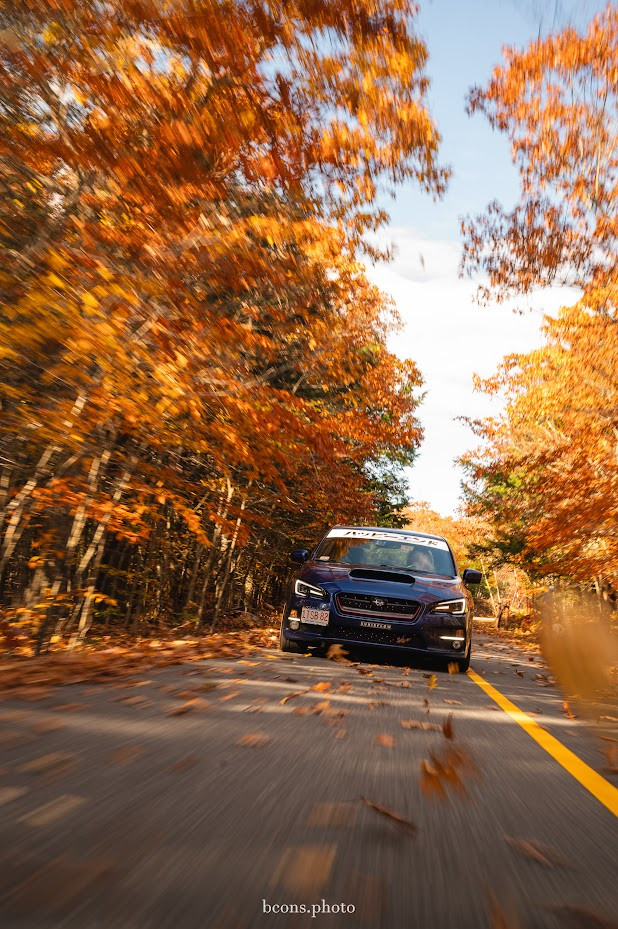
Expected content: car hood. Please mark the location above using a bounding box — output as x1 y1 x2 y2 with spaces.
300 561 465 606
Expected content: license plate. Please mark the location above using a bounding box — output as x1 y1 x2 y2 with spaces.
301 606 330 626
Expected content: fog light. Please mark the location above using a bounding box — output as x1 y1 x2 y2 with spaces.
452 639 462 650
289 619 300 630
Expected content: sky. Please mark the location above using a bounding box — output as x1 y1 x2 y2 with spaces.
367 0 603 517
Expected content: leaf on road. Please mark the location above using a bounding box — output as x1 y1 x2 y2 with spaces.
108 746 143 764
326 644 349 662
443 699 462 705
335 729 346 739
218 691 241 702
487 889 522 929
306 803 357 827
311 682 331 692
117 695 152 707
358 667 373 676
21 794 86 827
420 758 447 800
515 670 524 677
375 734 395 748
427 674 437 691
505 835 570 868
442 714 454 740
420 745 478 800
237 732 271 747
400 719 441 732
0 786 28 806
280 691 307 705
18 752 77 776
269 845 336 895
167 701 197 716
423 697 430 716
30 718 66 734
563 699 576 720
360 796 417 834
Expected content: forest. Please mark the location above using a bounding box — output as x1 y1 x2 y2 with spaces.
0 1 616 654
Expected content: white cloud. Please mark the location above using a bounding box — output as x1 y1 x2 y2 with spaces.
367 230 580 517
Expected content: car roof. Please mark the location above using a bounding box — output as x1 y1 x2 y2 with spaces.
330 525 448 544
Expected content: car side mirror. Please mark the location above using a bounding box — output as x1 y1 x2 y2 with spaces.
463 568 482 585
290 549 309 565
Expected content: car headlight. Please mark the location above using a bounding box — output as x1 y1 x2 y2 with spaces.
430 598 466 614
294 579 328 600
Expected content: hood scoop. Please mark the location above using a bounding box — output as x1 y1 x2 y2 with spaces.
349 568 415 585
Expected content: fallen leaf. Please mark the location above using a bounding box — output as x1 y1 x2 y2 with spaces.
237 732 271 747
420 758 447 800
335 729 346 739
443 699 462 706
563 699 576 720
108 746 143 764
515 670 524 678
218 691 241 702
280 691 307 705
486 889 522 929
311 682 331 692
360 796 416 834
423 697 430 716
18 752 76 776
30 718 66 734
505 835 570 869
269 845 336 895
375 734 395 748
442 714 454 740
117 695 151 707
400 719 441 732
325 644 349 662
21 794 85 827
0 786 28 806
427 674 437 691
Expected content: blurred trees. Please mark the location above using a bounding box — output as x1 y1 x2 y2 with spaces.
461 7 617 604
0 0 447 650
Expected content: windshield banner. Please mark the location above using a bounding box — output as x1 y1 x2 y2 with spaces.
326 528 449 550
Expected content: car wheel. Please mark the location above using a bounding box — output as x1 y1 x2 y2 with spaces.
280 620 302 653
457 643 471 672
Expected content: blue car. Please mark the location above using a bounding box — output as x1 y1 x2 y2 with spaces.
279 526 482 670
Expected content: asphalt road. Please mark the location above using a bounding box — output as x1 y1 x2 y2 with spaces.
0 633 617 929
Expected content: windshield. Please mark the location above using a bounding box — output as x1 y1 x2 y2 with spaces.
314 530 456 578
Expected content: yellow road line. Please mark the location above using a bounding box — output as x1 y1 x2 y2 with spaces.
467 668 618 818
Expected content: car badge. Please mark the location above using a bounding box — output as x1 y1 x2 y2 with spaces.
373 598 386 608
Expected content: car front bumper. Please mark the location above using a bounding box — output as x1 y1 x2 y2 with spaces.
282 598 469 657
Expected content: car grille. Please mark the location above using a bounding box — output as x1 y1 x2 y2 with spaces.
327 624 424 648
335 592 421 620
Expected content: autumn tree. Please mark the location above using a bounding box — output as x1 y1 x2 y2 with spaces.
0 0 446 650
461 5 617 309
460 7 617 605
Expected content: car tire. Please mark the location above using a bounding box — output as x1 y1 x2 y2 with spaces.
280 621 302 653
457 643 471 672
